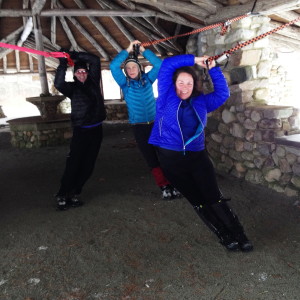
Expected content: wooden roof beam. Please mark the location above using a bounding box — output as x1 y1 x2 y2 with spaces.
143 17 182 52
271 10 300 27
73 0 123 52
58 16 79 51
96 0 135 42
130 0 211 17
133 3 203 28
270 20 300 40
98 0 181 52
56 0 109 60
0 9 159 17
31 0 47 15
22 0 30 27
206 0 300 24
122 17 177 54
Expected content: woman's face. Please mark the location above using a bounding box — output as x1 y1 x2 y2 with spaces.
125 62 140 79
74 68 88 83
175 72 194 100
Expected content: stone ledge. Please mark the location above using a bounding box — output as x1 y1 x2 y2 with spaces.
275 134 300 147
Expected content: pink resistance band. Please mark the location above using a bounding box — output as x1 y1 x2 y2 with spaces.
0 42 74 66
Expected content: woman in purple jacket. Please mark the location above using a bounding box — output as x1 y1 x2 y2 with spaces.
149 54 253 252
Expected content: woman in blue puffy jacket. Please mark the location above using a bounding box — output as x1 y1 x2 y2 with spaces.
149 54 253 252
110 40 180 199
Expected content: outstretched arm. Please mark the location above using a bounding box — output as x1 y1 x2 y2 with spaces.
54 57 73 98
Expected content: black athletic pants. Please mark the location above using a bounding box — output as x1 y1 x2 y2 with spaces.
156 147 220 206
132 123 160 168
57 124 103 197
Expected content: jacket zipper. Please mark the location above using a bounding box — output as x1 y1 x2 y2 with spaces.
176 101 186 155
178 100 205 154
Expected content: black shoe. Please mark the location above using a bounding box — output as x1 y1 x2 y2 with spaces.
68 195 84 208
170 186 182 198
236 233 254 252
161 185 173 200
56 195 68 211
219 235 240 251
161 185 181 200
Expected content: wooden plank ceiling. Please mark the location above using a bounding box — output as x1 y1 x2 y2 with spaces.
0 0 300 73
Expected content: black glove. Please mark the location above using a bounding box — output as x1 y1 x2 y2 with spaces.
69 51 79 60
58 48 69 65
58 56 68 66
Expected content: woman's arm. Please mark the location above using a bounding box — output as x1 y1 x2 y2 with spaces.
203 67 230 112
54 59 73 98
142 49 162 83
110 50 129 87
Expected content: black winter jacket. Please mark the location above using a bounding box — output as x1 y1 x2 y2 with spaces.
54 52 106 127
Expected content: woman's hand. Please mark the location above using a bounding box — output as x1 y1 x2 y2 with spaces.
126 40 145 53
195 56 216 69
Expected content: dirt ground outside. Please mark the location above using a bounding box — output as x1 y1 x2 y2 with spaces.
0 122 299 300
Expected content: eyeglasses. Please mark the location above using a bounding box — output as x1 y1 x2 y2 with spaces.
75 70 88 74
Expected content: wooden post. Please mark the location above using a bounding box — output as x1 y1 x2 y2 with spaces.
32 14 50 96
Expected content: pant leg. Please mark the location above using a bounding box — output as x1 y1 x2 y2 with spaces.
156 147 237 242
156 148 201 205
74 125 103 195
132 124 170 187
156 148 220 206
132 123 160 168
57 127 86 196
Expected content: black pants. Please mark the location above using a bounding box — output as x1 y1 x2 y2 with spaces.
57 125 103 197
132 123 160 168
156 148 220 206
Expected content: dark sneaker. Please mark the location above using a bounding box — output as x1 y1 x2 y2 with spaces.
170 186 181 198
56 195 68 211
161 185 173 200
235 233 254 252
219 235 240 251
68 195 84 208
161 185 181 199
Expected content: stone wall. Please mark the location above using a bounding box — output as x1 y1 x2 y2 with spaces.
187 15 300 197
8 101 128 148
8 116 72 148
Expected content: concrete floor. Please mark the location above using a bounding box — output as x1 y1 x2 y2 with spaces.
0 122 299 300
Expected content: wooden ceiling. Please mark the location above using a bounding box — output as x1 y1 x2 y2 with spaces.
0 0 300 73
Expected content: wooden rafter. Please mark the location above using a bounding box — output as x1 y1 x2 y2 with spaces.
130 0 211 18
137 5 203 28
143 17 181 52
73 0 123 52
205 0 300 24
96 0 135 42
271 11 300 27
0 9 158 17
122 16 177 53
270 20 300 40
58 16 79 51
31 0 47 15
22 0 30 27
98 0 180 53
56 0 109 59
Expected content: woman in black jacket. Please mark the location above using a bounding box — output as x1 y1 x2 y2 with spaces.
54 51 106 210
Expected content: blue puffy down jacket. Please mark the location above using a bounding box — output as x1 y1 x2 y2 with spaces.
149 54 230 152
